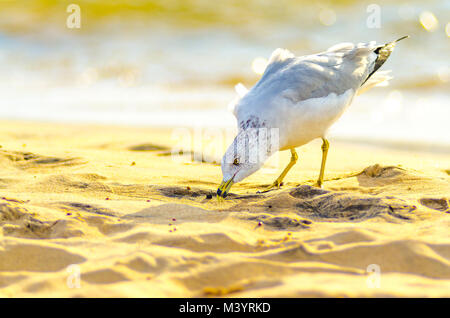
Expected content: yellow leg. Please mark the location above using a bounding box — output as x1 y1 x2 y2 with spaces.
262 148 298 192
314 138 329 188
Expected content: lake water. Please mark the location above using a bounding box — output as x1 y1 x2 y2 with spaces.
0 0 448 151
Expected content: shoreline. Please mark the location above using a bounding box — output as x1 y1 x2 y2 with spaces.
1 118 449 156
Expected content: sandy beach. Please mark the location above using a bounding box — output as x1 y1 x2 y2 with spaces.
0 119 449 297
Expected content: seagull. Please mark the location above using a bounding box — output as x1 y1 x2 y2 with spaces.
217 36 408 199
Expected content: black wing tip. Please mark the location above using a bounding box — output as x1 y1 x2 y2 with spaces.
364 36 408 85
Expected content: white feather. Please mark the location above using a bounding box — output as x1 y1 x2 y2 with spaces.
357 70 393 95
228 83 249 115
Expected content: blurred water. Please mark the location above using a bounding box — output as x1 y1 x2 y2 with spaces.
0 0 448 150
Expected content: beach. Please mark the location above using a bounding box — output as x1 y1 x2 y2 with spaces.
0 119 449 297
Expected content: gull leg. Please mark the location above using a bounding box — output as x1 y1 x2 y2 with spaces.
314 138 329 188
262 148 298 192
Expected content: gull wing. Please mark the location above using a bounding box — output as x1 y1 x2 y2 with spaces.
234 42 385 120
230 48 294 119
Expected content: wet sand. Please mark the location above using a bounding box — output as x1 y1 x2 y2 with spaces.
0 120 449 297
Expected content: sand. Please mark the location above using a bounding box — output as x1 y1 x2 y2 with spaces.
0 119 449 297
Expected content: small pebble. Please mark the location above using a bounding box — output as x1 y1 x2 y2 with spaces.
105 197 110 200
258 222 262 227
146 199 151 202
186 186 191 190
172 218 176 222
131 161 136 166
66 212 72 216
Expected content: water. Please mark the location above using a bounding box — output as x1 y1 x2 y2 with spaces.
0 0 448 150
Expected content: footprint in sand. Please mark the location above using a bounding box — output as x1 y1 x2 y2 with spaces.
228 183 416 222
36 175 112 194
128 143 169 151
419 198 449 213
61 202 118 217
0 202 29 221
0 202 85 239
245 214 312 230
128 142 220 164
0 202 56 238
0 149 85 170
157 186 212 199
291 185 416 221
360 164 405 178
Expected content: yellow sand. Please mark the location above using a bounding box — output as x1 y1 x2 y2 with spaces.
0 120 449 297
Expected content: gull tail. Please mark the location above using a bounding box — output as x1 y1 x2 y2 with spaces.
357 70 393 95
361 36 409 87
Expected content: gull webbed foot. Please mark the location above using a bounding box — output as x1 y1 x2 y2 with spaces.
258 148 298 193
261 180 283 193
313 180 323 188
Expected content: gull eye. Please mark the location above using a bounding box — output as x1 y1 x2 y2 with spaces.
233 158 240 166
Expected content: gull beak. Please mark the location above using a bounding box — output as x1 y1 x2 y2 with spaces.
217 178 234 199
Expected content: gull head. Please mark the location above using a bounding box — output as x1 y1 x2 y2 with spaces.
217 128 275 198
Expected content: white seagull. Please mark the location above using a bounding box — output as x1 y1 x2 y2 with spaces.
217 36 408 198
